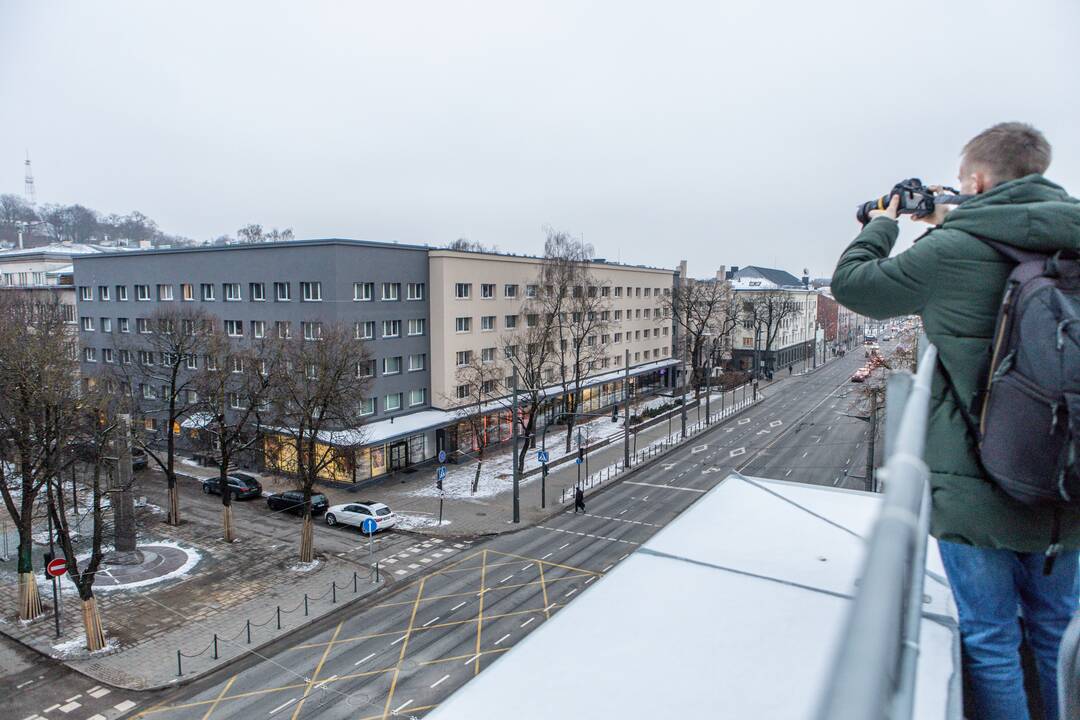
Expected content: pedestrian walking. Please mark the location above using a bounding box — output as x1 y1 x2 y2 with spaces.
832 122 1080 720
574 486 585 514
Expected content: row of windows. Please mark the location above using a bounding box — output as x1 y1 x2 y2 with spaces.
126 385 427 419
79 282 425 304
78 316 426 341
451 347 668 399
452 283 669 300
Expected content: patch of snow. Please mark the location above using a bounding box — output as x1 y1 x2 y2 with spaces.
51 633 119 658
60 539 202 593
289 559 321 573
395 513 451 531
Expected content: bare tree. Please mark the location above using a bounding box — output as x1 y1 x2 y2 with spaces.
46 388 121 651
114 306 212 525
741 291 804 375
497 299 558 474
448 356 504 493
663 278 732 397
236 224 264 244
0 294 80 621
539 230 611 452
266 323 372 562
191 331 279 543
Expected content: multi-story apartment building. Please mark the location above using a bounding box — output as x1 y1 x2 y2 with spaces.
73 239 432 482
73 240 678 484
727 266 820 375
0 242 122 326
428 248 677 456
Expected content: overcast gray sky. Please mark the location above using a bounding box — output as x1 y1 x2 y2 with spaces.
3 0 1078 278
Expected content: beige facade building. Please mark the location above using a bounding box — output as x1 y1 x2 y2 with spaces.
428 249 678 413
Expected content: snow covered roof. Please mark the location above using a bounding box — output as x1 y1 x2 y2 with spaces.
428 474 959 719
0 241 137 259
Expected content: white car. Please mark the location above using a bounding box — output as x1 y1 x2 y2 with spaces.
324 501 397 532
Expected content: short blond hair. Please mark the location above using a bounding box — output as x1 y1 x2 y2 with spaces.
962 122 1051 183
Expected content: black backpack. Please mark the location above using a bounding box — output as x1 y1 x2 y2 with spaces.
940 241 1080 565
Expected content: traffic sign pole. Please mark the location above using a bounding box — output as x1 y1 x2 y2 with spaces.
46 495 60 638
537 450 549 509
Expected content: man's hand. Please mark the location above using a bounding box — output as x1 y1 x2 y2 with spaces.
868 193 899 221
914 186 953 225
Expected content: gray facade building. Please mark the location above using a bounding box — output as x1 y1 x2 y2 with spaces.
73 239 434 481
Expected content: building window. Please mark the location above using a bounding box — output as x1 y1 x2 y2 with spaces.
185 354 198 370
98 286 110 301
481 315 495 331
101 348 113 363
81 317 93 331
274 282 291 301
361 398 376 416
63 305 76 323
504 314 517 329
385 393 403 412
83 347 97 362
115 317 129 333
382 320 401 338
614 332 623 343
481 347 496 363
643 328 651 339
408 353 425 371
302 321 322 340
353 282 374 301
228 392 242 409
480 283 495 299
181 283 194 301
300 281 321 301
356 359 376 378
158 284 174 301
79 286 92 301
100 317 112 333
138 350 153 366
407 318 425 336
201 283 215 301
136 284 151 301
456 384 471 400
225 320 243 337
644 308 651 319
407 282 425 301
504 284 518 298
504 345 517 359
482 379 497 395
356 321 376 340
231 356 244 374
409 388 426 406
141 383 156 400
381 282 400 301
526 284 538 298
276 321 292 339
455 283 472 299
115 285 128 301
526 314 539 327
456 350 472 367
383 356 402 375
136 318 151 334
251 320 266 338
250 282 265 301
455 317 472 333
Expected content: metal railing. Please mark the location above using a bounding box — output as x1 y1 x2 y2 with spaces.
814 341 951 720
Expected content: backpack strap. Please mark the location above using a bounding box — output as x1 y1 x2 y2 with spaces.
978 238 1049 265
936 355 983 448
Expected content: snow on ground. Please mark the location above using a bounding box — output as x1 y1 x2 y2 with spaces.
59 539 202 593
395 513 451 531
288 559 321 573
51 632 119 658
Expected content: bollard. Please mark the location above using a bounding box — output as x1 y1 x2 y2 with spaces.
177 649 182 676
304 593 309 616
332 583 337 604
213 633 219 660
375 561 380 584
246 619 251 644
277 605 281 630
353 572 358 593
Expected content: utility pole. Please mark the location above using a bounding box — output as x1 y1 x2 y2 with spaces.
511 367 520 524
108 414 140 564
623 348 631 469
865 389 879 492
46 479 60 638
705 365 711 424
680 338 689 440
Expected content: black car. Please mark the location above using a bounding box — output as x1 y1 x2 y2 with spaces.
131 447 148 472
201 472 263 500
266 491 329 516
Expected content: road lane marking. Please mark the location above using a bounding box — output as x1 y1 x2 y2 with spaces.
431 674 451 689
355 653 376 666
393 699 414 714
585 576 596 584
499 574 514 583
802 452 808 458
463 654 481 666
494 633 511 645
545 603 557 612
729 447 746 458
558 543 570 549
541 553 553 559
565 588 578 598
450 601 467 612
269 698 297 716
390 635 405 646
785 470 792 477
625 481 705 493
422 616 440 627
521 617 535 628
313 675 338 690
538 525 640 545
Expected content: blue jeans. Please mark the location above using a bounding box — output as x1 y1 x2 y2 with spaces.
939 541 1080 720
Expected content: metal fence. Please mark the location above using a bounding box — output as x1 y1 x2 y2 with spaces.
813 341 953 720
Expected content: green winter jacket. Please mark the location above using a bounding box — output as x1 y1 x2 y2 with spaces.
832 174 1080 552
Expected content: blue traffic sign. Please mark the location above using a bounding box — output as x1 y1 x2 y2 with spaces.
361 518 378 535
575 456 583 465
437 450 447 463
437 465 447 480
537 450 549 463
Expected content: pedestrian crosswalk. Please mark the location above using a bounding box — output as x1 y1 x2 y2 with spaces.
379 538 474 576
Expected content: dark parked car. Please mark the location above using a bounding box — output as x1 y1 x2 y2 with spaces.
131 447 148 471
266 491 329 516
201 473 263 500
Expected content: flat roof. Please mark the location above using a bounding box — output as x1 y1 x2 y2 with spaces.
72 237 430 260
428 474 959 719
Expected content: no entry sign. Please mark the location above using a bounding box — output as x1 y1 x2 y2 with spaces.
46 558 67 578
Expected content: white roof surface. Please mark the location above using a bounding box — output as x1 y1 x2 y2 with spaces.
429 475 959 720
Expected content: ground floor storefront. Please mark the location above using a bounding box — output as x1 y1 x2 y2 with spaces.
730 340 816 376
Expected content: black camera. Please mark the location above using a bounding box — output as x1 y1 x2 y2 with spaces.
856 178 965 225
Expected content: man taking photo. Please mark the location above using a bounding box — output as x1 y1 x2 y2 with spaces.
832 122 1080 720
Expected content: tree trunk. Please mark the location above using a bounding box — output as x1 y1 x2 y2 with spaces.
299 512 314 563
168 476 180 528
18 570 42 621
222 503 234 543
81 594 106 652
471 455 482 494
166 417 180 526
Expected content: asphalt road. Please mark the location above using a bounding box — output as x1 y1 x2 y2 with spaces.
113 349 875 720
